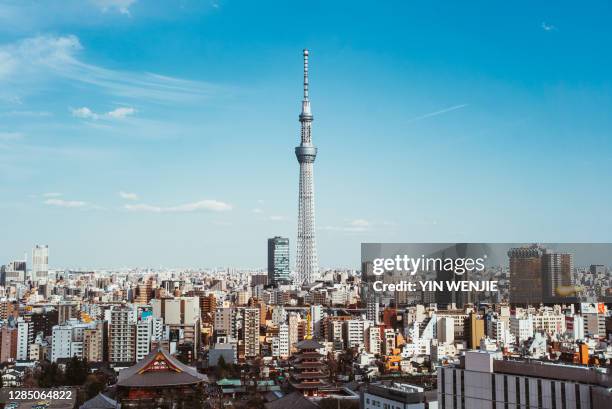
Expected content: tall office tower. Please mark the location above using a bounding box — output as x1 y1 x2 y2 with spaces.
32 245 49 282
109 304 136 364
267 236 290 286
243 308 260 358
295 49 319 285
508 245 544 305
542 251 573 302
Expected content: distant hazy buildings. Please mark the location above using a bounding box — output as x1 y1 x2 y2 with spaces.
268 236 290 286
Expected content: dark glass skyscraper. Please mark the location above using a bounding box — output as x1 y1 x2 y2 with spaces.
268 236 290 286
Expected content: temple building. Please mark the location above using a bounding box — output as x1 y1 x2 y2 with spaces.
289 339 331 397
116 347 208 408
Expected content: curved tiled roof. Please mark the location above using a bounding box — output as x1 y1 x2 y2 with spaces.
117 347 208 388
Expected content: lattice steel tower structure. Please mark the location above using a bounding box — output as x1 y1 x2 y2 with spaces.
295 49 319 285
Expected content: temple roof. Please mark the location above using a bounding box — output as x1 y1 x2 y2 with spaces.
117 347 208 388
264 391 318 409
295 339 324 350
79 393 118 409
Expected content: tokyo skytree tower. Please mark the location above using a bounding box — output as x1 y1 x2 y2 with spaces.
295 49 319 285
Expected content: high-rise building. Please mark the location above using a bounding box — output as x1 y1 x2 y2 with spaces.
267 237 290 286
109 304 136 364
16 320 32 361
83 325 104 362
508 245 544 305
136 317 153 361
366 293 380 325
278 323 290 359
295 49 319 285
0 327 17 362
32 245 49 282
243 308 260 358
542 251 573 302
465 312 485 350
151 297 200 354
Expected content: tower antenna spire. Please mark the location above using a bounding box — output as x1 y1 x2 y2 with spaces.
303 49 309 100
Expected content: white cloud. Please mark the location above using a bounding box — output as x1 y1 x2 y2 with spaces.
42 192 62 197
0 35 219 103
119 191 138 200
251 208 263 214
320 219 393 233
268 215 287 221
71 106 136 120
541 22 556 32
107 106 135 119
91 0 137 15
44 198 87 208
349 219 370 228
71 107 99 120
124 199 232 213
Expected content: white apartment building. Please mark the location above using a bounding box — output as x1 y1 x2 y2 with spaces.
16 320 32 361
366 326 381 355
344 319 368 349
278 323 289 358
510 316 534 342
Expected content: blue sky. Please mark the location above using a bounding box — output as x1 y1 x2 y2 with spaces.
1 0 611 269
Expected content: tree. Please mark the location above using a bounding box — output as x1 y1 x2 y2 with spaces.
37 362 64 387
64 356 90 386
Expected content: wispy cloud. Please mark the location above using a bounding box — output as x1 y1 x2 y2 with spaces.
541 22 556 32
119 191 139 200
124 199 232 213
320 219 397 233
42 192 62 197
268 215 287 221
0 35 220 104
44 198 87 208
251 208 263 214
91 0 137 15
71 106 136 120
321 219 372 232
406 104 468 123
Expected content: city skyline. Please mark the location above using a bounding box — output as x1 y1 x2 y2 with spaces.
2 1 612 268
